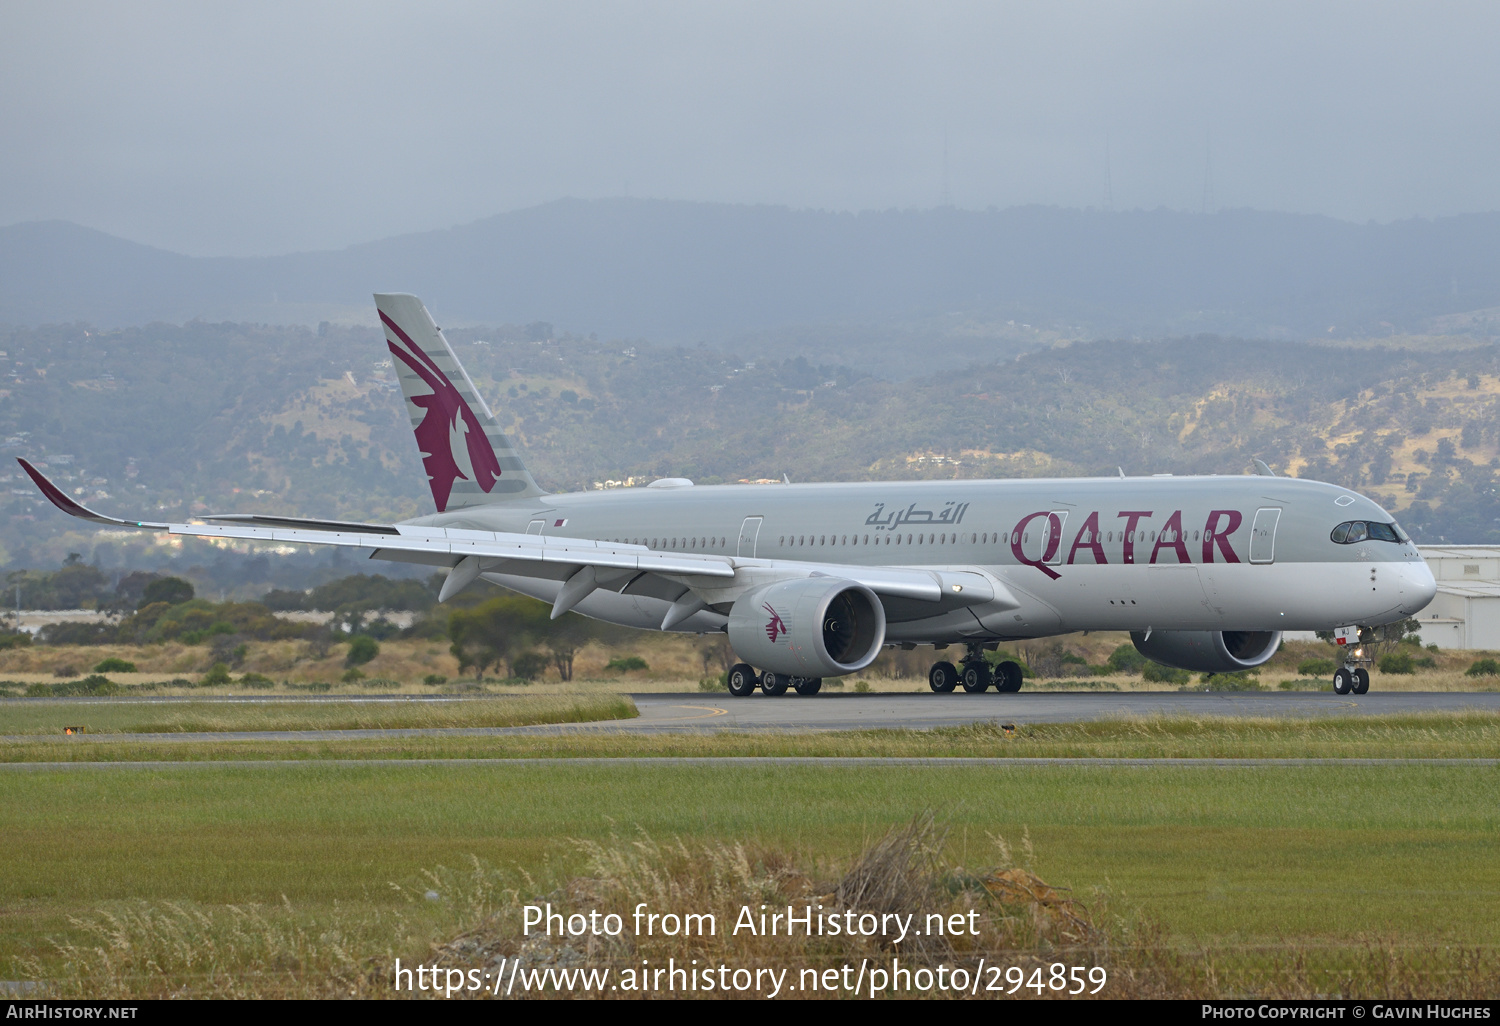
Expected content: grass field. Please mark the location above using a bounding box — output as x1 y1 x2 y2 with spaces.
3 710 1497 761
3 760 1497 997
0 694 635 736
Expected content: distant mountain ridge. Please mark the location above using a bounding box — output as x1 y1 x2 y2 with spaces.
4 199 1500 340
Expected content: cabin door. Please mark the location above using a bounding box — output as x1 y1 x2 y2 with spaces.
1249 507 1281 564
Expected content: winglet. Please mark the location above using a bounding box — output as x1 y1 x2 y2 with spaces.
16 458 167 530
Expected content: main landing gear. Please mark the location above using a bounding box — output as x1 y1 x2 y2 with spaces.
928 644 1023 694
1333 665 1369 696
727 663 822 697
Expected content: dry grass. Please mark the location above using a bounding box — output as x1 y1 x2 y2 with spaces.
22 814 1499 999
2 633 1498 695
0 695 636 735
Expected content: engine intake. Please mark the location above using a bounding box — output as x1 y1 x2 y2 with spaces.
1131 630 1281 674
727 578 886 678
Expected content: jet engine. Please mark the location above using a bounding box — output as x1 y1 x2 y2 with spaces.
727 578 886 678
1130 630 1282 674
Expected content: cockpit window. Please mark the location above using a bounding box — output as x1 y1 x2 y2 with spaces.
1332 520 1408 544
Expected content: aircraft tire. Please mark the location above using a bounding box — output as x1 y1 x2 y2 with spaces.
1352 668 1370 695
961 663 992 693
727 663 759 697
762 672 789 696
994 661 1024 693
928 661 959 693
1333 668 1352 695
793 677 822 695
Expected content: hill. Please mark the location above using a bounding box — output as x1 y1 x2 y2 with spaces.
1 319 1496 587
5 202 1500 363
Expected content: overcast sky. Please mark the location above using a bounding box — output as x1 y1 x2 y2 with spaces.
3 1 1498 256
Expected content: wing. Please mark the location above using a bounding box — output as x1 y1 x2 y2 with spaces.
19 459 1016 625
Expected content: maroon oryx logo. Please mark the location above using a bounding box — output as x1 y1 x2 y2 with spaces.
380 310 503 513
763 603 786 643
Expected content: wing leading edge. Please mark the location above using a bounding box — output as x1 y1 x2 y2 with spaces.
18 458 1016 616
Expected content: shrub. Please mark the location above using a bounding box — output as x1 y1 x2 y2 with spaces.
93 657 138 674
423 674 449 686
698 675 726 692
511 651 549 681
853 680 872 693
0 632 31 650
1378 651 1415 675
1297 658 1335 677
52 665 78 678
345 635 379 667
604 655 649 673
1106 644 1146 674
50 674 122 696
200 663 232 687
1142 662 1191 684
1202 672 1265 691
340 668 365 683
238 672 274 688
1465 658 1500 677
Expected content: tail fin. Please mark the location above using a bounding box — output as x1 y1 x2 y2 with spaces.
374 293 545 511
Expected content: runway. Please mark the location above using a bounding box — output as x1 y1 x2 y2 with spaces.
4 690 1498 743
2 757 1495 770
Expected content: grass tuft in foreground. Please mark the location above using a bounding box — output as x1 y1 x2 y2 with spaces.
22 814 1500 999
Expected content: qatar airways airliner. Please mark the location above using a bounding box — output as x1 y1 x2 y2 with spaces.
20 293 1436 697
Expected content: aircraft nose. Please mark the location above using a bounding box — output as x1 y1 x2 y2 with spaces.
1402 560 1437 615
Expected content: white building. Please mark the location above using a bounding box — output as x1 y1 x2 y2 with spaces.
1413 545 1500 650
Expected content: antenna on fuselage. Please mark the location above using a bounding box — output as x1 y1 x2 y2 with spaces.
782 473 792 485
1117 467 1125 478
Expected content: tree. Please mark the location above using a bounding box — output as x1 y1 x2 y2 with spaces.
142 577 194 607
543 612 594 681
447 596 548 680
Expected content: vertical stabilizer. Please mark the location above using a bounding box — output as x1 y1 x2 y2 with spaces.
374 293 545 511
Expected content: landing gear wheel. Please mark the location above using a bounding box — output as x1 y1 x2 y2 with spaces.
961 663 993 693
793 677 822 695
1352 668 1370 695
727 663 759 697
1333 667 1353 695
761 672 789 696
994 661 1024 693
928 661 958 693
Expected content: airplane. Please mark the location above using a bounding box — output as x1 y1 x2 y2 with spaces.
19 292 1437 698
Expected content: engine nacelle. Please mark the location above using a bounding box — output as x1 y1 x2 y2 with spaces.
727 578 886 678
1130 630 1282 674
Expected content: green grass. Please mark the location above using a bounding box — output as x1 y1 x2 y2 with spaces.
0 694 635 735
4 711 1497 761
3 761 1496 982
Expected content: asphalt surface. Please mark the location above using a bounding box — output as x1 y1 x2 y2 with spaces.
2 757 1495 770
3 690 1498 743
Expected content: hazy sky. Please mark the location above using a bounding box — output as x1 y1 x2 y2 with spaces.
4 1 1498 256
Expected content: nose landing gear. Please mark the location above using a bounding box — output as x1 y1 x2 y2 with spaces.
1333 666 1370 695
